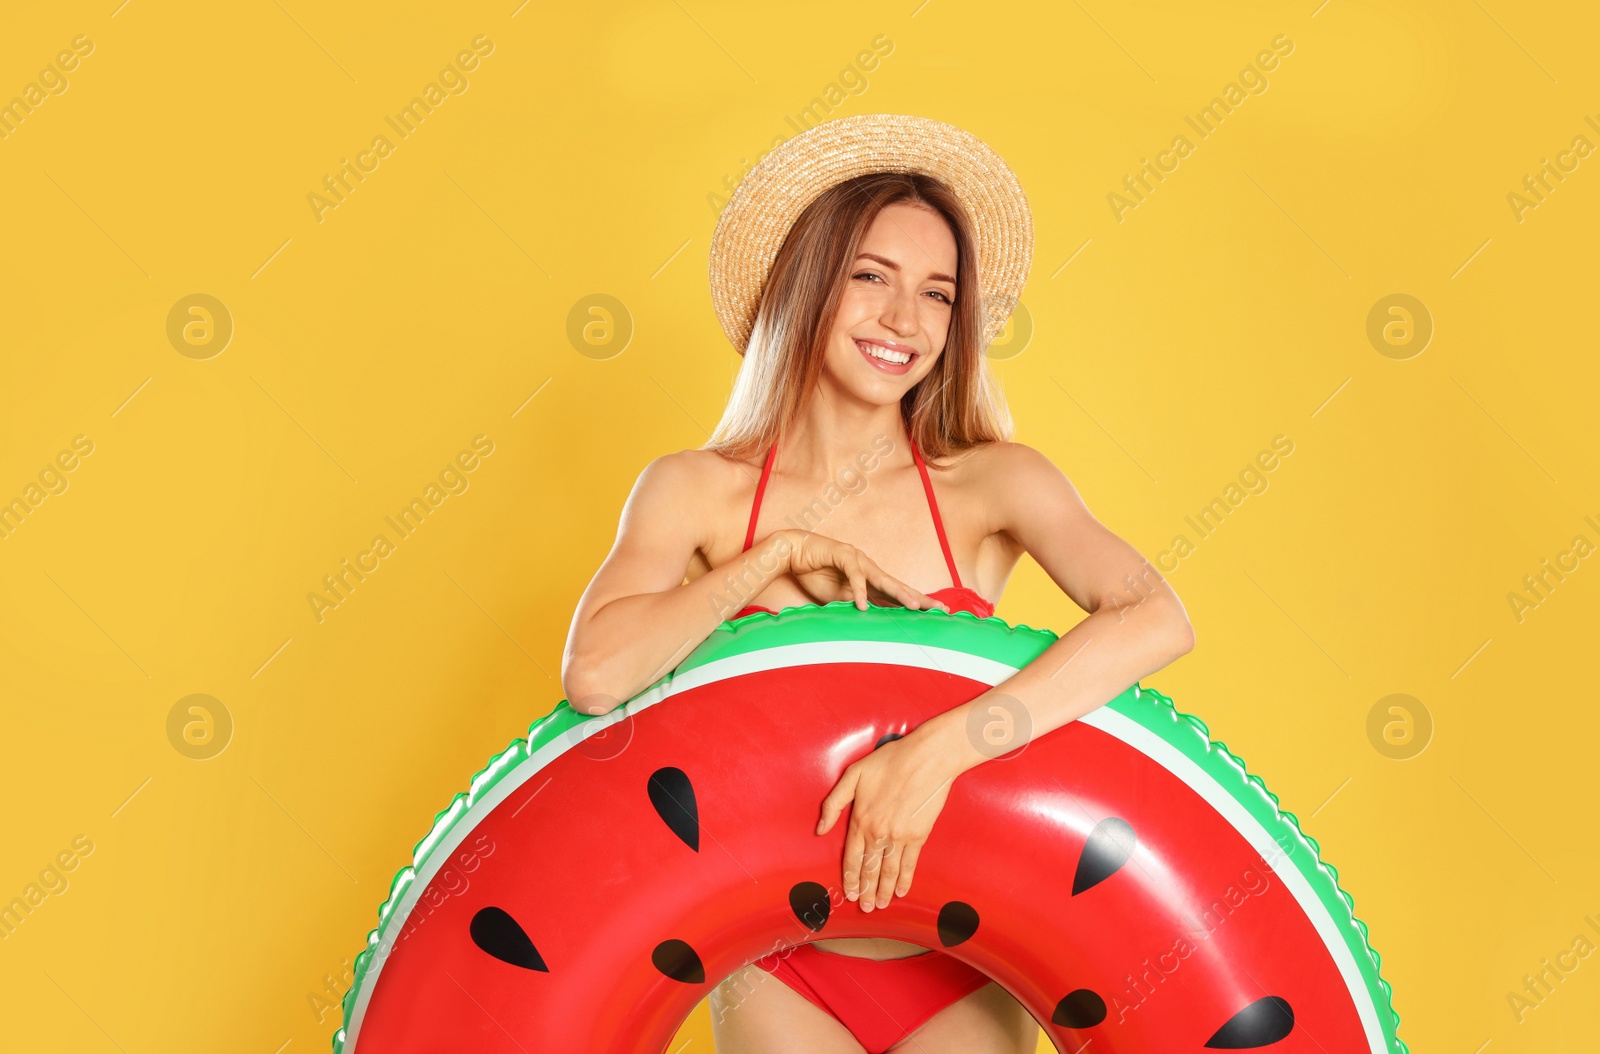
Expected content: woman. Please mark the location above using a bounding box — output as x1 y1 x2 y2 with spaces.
562 115 1195 1053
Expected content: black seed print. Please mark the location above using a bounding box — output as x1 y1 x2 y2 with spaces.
789 881 831 932
648 766 699 852
936 901 979 947
1205 996 1295 1048
1051 989 1107 1028
1072 817 1137 895
469 907 548 971
652 938 706 984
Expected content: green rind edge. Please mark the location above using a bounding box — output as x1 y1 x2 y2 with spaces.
332 601 1406 1052
1108 683 1409 1053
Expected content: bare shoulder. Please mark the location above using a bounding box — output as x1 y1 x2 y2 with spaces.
626 449 722 514
623 447 758 547
928 440 1069 491
937 441 1087 539
637 447 713 487
634 447 752 495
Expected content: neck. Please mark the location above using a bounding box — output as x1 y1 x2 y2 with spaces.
780 393 911 481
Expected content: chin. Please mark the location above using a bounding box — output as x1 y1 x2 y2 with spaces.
828 345 934 403
838 366 920 406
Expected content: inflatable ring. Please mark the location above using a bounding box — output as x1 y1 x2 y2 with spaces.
333 603 1407 1052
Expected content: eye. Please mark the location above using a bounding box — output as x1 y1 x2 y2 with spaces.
854 271 953 305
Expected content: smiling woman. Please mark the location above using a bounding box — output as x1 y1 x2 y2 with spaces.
559 114 1170 1052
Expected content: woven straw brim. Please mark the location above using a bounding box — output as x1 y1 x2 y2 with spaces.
708 113 1033 355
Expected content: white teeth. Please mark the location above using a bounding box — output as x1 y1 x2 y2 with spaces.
857 340 912 365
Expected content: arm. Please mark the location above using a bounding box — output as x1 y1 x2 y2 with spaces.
816 442 1196 912
561 451 793 715
920 441 1196 771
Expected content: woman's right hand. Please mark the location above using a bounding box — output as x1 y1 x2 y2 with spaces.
774 530 950 613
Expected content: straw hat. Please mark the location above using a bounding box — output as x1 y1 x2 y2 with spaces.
708 113 1033 355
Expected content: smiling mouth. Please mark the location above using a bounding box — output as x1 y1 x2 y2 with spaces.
855 339 916 366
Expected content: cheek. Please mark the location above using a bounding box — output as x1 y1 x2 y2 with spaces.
833 287 876 325
824 335 864 376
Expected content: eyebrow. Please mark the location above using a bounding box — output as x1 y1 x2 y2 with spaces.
855 252 956 287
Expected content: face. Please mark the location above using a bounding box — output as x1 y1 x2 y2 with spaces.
822 201 958 404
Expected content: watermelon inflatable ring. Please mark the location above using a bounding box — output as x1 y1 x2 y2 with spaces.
332 603 1407 1052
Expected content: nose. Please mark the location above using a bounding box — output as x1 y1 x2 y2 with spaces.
879 283 920 337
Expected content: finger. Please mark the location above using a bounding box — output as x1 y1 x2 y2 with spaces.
898 583 947 613
867 573 910 607
841 821 867 900
863 577 903 608
895 842 921 897
875 842 902 908
871 571 946 613
857 565 910 609
857 837 886 911
817 768 858 835
843 554 868 611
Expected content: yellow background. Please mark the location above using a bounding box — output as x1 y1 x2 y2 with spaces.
2 1 1595 1051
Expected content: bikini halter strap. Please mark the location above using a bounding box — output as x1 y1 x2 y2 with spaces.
741 436 962 591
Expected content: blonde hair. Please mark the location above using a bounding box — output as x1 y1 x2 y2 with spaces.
705 172 1013 464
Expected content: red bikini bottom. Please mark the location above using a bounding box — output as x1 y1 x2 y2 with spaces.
754 943 992 1052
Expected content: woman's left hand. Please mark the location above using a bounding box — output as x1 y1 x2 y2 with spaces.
814 726 964 911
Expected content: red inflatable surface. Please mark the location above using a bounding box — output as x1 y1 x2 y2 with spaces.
340 629 1392 1051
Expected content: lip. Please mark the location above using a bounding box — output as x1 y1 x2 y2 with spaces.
854 338 918 376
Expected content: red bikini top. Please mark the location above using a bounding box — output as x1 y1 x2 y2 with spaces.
730 437 996 621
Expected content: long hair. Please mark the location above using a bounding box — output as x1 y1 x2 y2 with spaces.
705 172 1013 464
